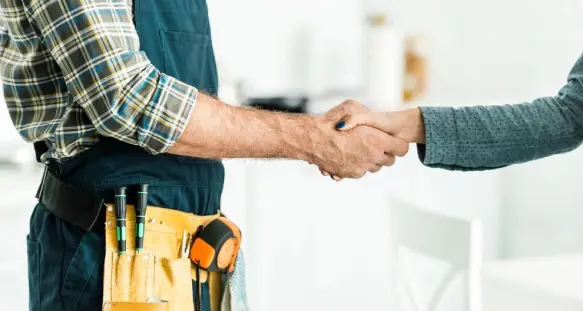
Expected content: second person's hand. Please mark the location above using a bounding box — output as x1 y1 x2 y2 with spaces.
336 108 426 144
320 108 425 180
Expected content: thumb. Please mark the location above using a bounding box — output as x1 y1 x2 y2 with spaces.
336 112 396 134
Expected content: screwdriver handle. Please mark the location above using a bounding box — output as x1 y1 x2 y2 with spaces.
114 187 127 254
135 184 149 253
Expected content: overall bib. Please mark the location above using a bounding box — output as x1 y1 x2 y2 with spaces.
26 0 224 310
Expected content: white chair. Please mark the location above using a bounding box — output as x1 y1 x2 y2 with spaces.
388 198 483 311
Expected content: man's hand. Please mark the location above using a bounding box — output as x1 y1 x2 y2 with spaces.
336 108 426 144
309 100 410 179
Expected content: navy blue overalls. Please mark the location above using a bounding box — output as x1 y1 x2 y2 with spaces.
26 0 222 310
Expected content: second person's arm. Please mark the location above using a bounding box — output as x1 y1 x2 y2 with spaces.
339 53 583 171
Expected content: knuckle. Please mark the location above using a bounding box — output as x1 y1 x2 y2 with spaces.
349 168 365 179
339 100 352 108
370 165 381 173
344 99 362 111
396 140 410 157
385 139 409 157
345 99 357 106
375 154 386 164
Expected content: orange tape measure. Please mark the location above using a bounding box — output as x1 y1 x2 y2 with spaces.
189 217 241 273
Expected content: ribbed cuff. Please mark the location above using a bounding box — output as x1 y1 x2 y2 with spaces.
417 106 458 166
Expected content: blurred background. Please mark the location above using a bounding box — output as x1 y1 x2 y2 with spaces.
2 0 583 310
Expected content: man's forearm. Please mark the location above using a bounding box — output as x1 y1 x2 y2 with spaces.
168 93 319 161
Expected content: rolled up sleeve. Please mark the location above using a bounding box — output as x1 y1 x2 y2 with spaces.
24 0 196 154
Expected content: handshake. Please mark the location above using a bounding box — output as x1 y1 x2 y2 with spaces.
305 100 425 180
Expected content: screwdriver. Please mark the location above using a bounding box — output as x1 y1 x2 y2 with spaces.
114 187 127 254
135 184 149 254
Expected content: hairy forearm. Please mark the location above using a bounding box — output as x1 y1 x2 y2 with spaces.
168 93 319 160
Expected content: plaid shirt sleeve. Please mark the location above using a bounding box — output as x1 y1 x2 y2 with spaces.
23 0 198 154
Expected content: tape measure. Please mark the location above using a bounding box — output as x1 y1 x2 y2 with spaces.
189 217 241 273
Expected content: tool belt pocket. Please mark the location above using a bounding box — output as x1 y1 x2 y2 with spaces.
102 204 220 311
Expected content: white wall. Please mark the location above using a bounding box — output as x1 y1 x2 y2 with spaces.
208 0 365 97
500 147 583 258
387 0 583 100
208 0 583 100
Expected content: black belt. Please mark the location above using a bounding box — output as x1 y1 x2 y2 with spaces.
35 168 105 232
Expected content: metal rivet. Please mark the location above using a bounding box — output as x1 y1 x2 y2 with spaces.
148 218 155 223
108 206 113 212
127 257 131 262
160 221 166 225
104 303 111 309
144 255 149 260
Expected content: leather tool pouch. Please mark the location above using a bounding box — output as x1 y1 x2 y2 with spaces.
102 204 221 311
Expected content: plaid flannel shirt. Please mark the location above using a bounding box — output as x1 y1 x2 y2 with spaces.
0 0 198 162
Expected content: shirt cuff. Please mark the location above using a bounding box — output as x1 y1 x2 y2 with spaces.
417 106 458 166
138 73 198 154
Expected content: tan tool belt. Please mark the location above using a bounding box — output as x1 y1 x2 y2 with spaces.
102 204 224 311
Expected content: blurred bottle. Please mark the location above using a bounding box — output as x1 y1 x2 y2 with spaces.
402 35 427 103
364 13 404 111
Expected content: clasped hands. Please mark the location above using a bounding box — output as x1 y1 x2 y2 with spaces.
307 99 425 180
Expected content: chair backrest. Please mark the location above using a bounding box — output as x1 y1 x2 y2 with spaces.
388 198 483 311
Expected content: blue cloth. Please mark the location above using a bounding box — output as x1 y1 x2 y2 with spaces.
24 0 242 310
222 251 250 311
418 52 583 171
27 203 104 310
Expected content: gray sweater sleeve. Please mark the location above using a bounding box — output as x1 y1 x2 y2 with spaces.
418 53 583 171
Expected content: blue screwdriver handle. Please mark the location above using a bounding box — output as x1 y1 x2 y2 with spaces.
135 184 149 253
114 187 127 254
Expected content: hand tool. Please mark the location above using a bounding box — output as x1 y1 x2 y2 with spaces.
146 298 168 303
185 233 192 257
114 187 127 254
189 217 242 273
135 184 149 254
180 231 187 259
180 232 193 259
